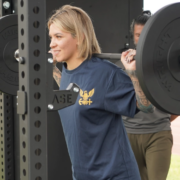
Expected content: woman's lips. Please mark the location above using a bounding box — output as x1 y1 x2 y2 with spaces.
52 50 60 56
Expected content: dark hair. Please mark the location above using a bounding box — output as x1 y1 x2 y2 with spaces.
130 10 151 35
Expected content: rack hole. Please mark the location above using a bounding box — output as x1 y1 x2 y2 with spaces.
34 107 41 114
22 85 25 91
21 29 24 36
22 128 26 134
34 64 40 71
35 135 41 142
20 0 24 7
23 155 26 162
21 71 25 78
33 7 39 14
23 169 26 176
34 121 41 128
34 50 40 57
21 14 24 21
33 21 40 28
35 177 42 180
22 115 25 120
22 142 26 148
34 92 41 99
35 149 41 156
35 163 42 170
33 35 40 43
21 43 24 50
34 78 40 85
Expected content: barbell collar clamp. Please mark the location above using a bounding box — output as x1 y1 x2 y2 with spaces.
19 57 25 64
14 49 19 62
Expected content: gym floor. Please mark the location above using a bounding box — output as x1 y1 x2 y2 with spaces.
171 116 180 155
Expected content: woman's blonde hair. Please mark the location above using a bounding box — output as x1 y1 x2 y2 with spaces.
47 5 101 59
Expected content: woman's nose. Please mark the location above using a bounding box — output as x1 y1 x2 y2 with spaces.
50 38 56 48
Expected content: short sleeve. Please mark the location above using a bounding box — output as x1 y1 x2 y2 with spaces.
104 68 138 117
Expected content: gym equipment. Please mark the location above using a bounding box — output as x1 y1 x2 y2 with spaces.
0 14 18 95
96 3 180 115
136 2 180 115
0 15 79 111
0 3 179 114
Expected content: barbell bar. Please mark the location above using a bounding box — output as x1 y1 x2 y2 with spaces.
0 3 179 114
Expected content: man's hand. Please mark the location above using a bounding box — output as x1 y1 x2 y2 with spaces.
121 49 136 70
121 49 154 113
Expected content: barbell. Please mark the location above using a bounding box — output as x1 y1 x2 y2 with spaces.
0 3 179 114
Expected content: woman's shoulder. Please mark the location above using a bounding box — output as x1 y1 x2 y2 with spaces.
90 56 121 71
87 57 131 85
95 57 127 77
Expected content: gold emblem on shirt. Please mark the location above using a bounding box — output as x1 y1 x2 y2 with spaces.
79 89 94 105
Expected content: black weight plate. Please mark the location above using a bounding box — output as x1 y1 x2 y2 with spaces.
136 3 180 115
0 14 18 95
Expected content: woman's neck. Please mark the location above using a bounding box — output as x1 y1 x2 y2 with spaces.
66 57 86 70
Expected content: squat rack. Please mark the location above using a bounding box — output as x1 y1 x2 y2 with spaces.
18 1 48 180
0 1 79 180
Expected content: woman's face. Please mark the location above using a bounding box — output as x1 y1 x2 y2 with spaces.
49 23 78 63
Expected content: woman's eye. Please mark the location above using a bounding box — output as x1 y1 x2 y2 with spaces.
57 36 62 39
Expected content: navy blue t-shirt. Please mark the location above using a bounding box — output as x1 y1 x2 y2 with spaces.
59 57 140 180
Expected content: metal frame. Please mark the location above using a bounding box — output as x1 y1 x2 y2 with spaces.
0 92 14 180
18 1 48 180
0 1 17 179
17 1 79 179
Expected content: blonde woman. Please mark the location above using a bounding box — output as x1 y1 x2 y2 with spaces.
48 5 153 180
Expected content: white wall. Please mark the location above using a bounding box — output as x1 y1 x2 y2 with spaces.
144 0 180 14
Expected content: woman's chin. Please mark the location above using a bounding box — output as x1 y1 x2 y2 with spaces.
57 59 66 63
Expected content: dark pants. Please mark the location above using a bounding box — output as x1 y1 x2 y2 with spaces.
128 130 173 180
